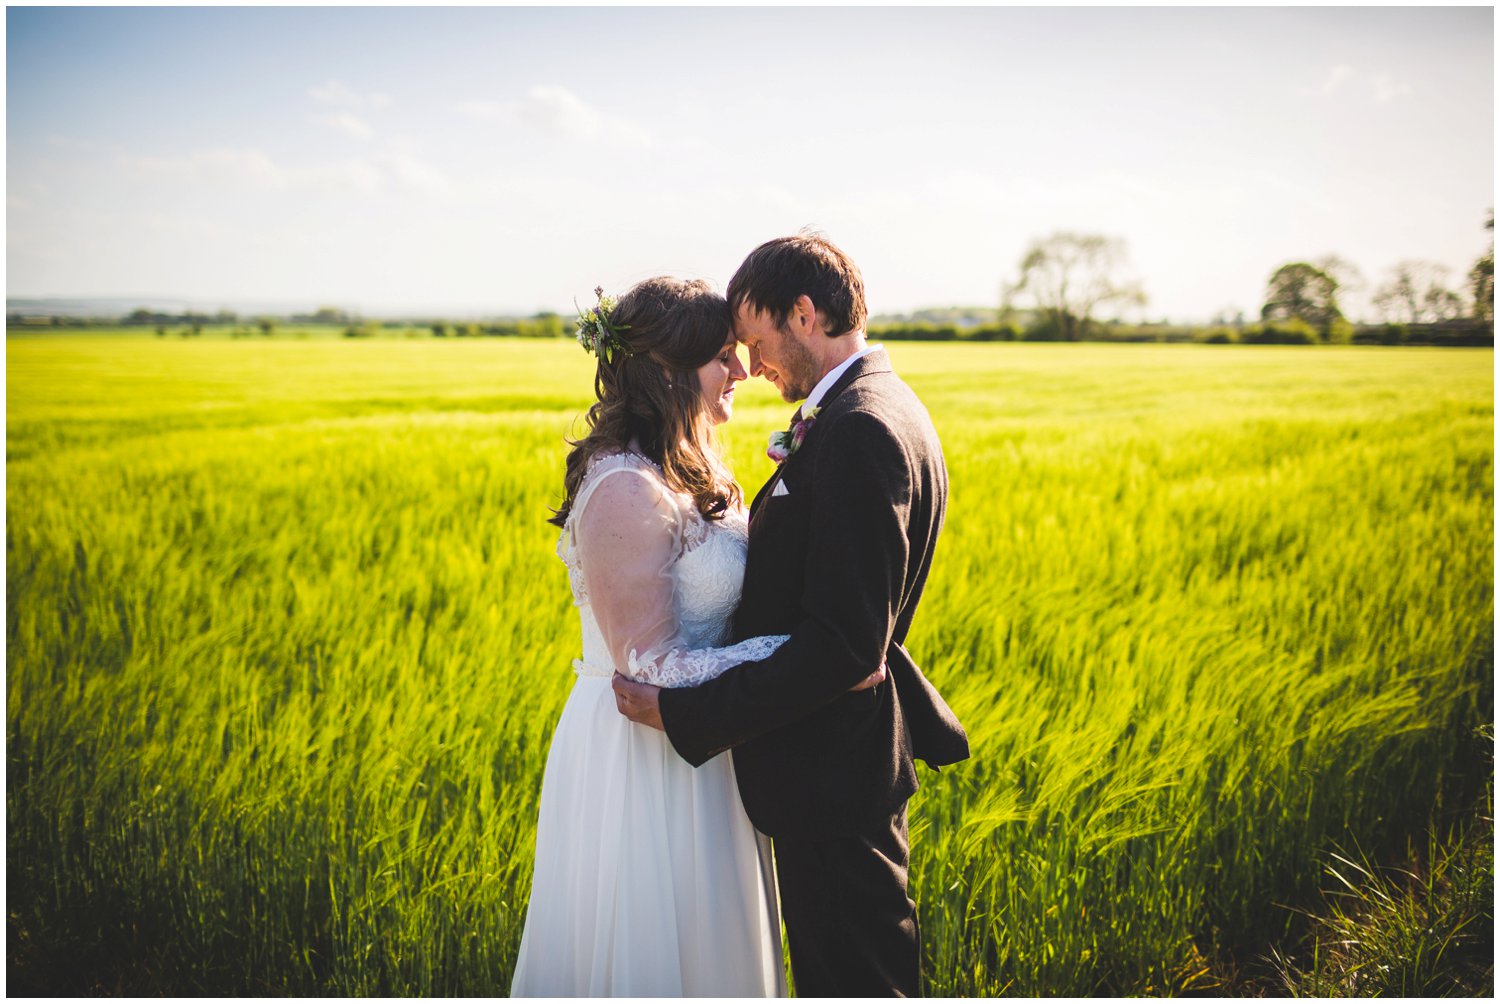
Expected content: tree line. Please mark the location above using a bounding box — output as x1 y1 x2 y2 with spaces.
932 214 1493 346
9 215 1494 346
5 307 572 340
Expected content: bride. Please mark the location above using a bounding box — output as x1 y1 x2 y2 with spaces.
511 277 882 996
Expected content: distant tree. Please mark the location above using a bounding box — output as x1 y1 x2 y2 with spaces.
1313 254 1367 320
1371 261 1465 324
214 309 238 325
312 306 348 325
530 311 566 338
257 316 277 337
155 325 167 338
126 307 157 325
1261 262 1344 336
1003 232 1147 341
431 322 449 338
1470 211 1494 321
182 312 208 337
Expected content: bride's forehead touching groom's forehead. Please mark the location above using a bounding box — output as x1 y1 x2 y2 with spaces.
731 304 772 344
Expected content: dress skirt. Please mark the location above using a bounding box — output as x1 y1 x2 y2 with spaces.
510 674 786 997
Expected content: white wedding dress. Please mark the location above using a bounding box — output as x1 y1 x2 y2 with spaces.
510 451 789 997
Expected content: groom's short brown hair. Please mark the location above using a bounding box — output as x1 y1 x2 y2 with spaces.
727 230 867 339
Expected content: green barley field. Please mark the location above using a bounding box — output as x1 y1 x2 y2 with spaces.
6 334 1493 995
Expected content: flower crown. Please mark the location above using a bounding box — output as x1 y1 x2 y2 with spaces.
575 286 633 364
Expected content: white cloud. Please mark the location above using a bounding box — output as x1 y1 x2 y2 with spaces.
458 99 504 120
130 212 226 238
309 79 392 110
376 152 453 197
1318 64 1356 95
460 85 650 148
1370 73 1414 103
309 79 360 106
120 147 382 195
313 112 375 141
1311 64 1413 103
308 159 383 196
123 147 287 189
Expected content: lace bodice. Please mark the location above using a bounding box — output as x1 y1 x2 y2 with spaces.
559 451 787 688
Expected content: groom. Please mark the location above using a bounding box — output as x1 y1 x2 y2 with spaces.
613 232 968 996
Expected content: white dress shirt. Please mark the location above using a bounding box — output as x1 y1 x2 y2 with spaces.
803 342 884 412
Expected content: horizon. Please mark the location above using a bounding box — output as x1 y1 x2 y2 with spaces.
2 293 1016 325
7 7 1494 324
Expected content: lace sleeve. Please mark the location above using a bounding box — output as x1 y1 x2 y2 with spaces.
573 461 788 689
626 633 791 689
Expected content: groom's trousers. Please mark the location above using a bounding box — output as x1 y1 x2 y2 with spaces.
772 806 919 997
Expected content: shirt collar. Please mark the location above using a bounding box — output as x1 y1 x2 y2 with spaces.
804 342 882 412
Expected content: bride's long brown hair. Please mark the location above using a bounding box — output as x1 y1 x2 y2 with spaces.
549 277 743 528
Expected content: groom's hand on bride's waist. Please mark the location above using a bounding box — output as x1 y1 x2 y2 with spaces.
614 661 884 734
612 673 664 731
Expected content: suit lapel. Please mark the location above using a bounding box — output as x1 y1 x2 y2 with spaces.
748 474 776 519
748 347 892 520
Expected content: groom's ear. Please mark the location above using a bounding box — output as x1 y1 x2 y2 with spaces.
788 294 819 339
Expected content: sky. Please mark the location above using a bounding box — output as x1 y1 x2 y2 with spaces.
6 6 1494 322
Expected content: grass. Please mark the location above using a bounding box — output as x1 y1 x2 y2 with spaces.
1273 751 1493 996
6 336 1493 994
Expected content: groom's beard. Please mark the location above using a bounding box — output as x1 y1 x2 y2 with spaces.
770 330 820 402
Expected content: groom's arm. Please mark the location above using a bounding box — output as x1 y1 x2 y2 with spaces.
653 410 912 766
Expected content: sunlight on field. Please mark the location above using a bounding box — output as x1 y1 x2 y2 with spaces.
6 337 1493 994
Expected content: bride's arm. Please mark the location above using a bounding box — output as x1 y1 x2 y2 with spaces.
574 468 788 689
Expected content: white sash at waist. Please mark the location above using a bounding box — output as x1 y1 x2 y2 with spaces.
572 658 614 679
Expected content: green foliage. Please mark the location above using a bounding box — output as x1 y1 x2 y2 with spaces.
528 312 565 339
867 322 1020 342
1350 322 1494 348
426 315 569 339
1326 317 1355 345
967 323 1020 342
126 307 165 325
1022 313 1072 341
1240 318 1320 344
1262 263 1344 336
870 322 961 341
1274 773 1493 996
312 306 352 325
1471 211 1494 322
6 340 1493 995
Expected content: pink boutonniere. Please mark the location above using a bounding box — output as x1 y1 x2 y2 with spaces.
766 406 820 464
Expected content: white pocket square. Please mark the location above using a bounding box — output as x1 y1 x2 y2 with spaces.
771 480 790 497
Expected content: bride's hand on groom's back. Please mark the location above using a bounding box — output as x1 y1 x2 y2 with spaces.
849 663 887 693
